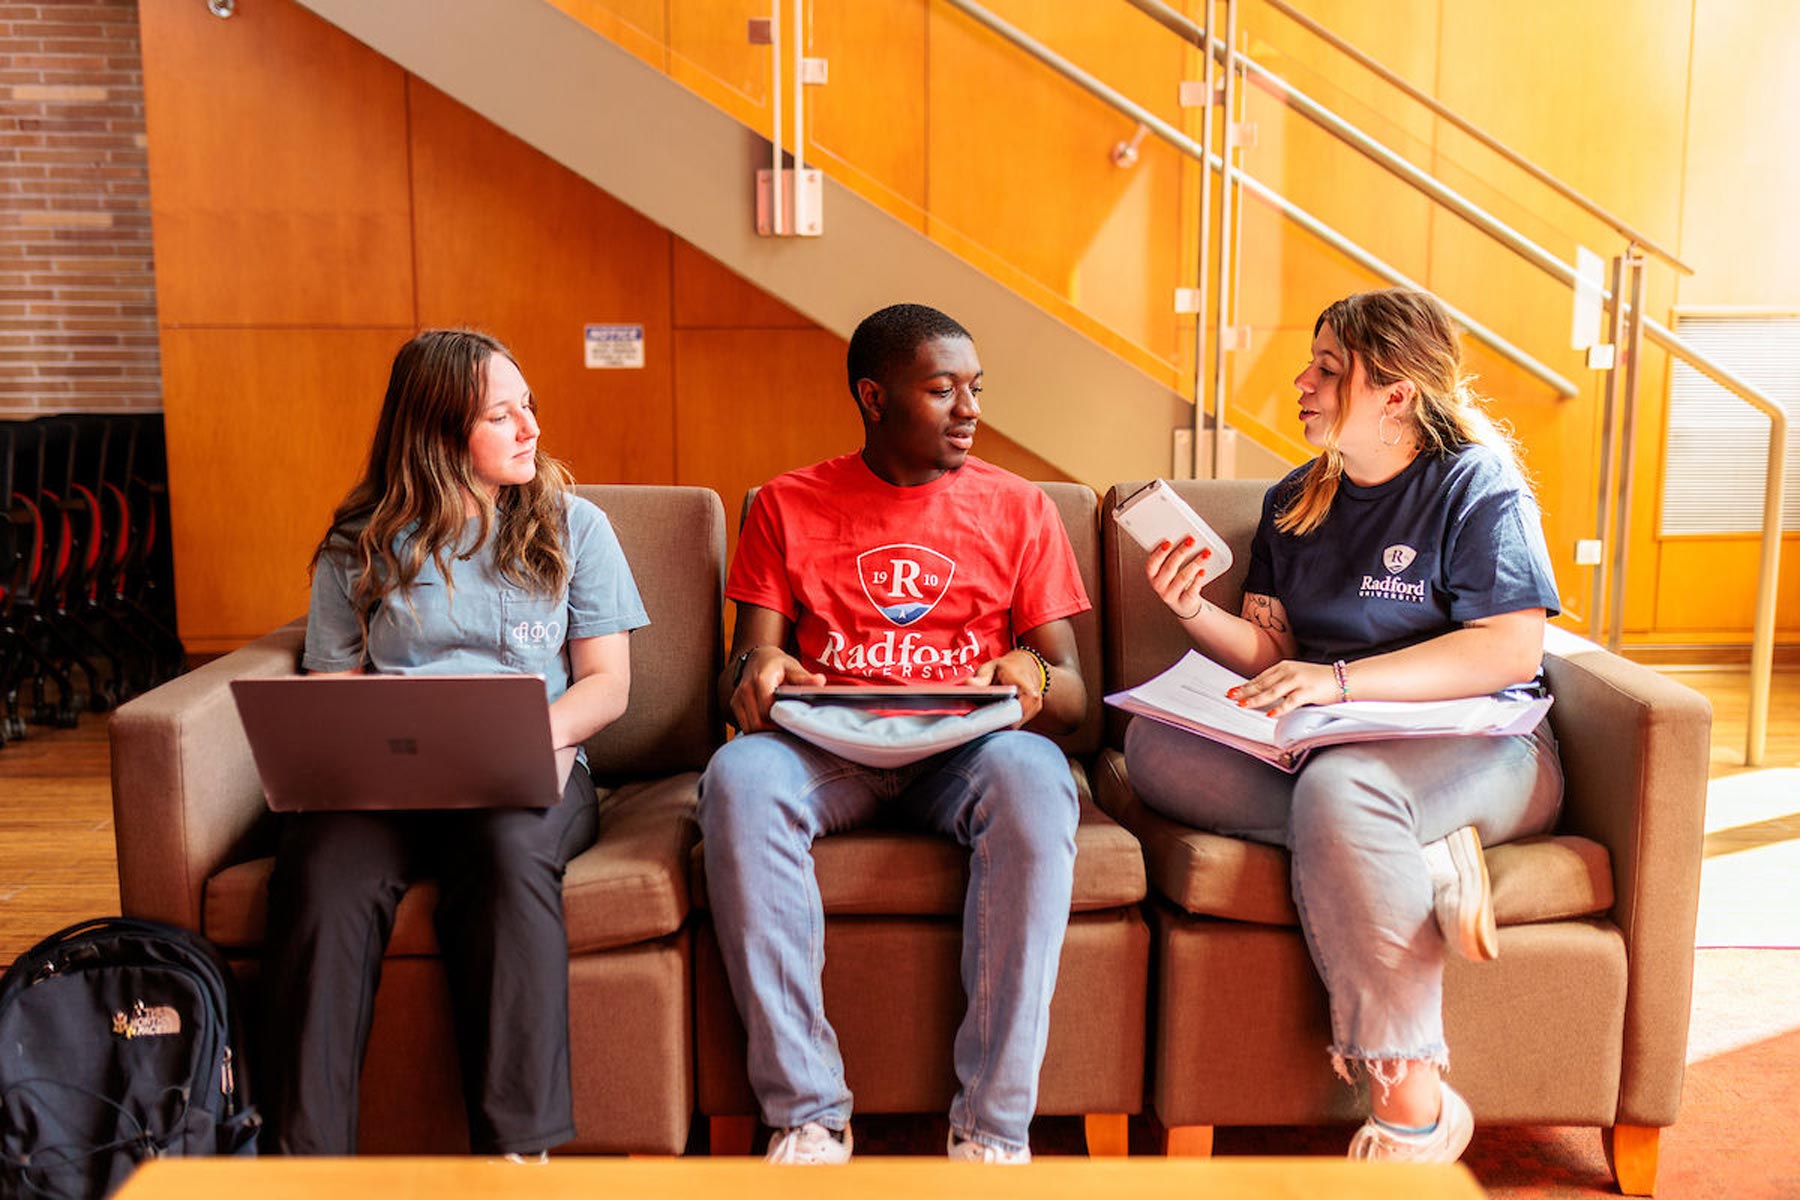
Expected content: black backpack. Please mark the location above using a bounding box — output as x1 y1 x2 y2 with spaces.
0 918 260 1199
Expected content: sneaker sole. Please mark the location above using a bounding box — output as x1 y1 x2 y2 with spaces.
1446 827 1499 961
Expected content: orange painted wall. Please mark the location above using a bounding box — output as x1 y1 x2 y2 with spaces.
139 0 1064 652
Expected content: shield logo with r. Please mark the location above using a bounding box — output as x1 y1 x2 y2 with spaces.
857 543 957 627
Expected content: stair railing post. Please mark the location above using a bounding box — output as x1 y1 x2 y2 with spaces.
770 1 783 234
1606 248 1646 654
1188 0 1216 480
1589 253 1626 642
1208 0 1240 480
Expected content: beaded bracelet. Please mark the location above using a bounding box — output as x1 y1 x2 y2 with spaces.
1016 644 1052 698
1332 659 1350 703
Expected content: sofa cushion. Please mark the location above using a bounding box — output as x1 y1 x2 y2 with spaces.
202 773 700 956
1094 749 1613 926
689 761 1147 916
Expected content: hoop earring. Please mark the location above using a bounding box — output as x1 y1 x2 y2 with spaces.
1378 412 1403 448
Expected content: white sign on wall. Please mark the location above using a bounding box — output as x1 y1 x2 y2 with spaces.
585 323 645 369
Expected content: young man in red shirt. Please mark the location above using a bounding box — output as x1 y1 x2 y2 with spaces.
701 304 1090 1164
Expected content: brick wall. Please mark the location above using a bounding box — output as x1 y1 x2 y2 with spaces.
0 0 160 414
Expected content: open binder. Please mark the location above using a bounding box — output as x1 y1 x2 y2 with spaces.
1105 651 1551 773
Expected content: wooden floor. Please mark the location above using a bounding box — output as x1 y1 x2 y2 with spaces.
1 665 1797 967
0 711 118 966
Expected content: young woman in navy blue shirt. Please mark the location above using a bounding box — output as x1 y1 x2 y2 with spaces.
1125 288 1564 1164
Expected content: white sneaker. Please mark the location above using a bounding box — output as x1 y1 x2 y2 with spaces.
947 1132 1031 1163
765 1122 852 1164
500 1151 548 1165
1348 1082 1474 1163
1423 825 1498 961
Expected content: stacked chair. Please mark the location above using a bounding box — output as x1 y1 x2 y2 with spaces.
107 477 1709 1191
1 414 182 745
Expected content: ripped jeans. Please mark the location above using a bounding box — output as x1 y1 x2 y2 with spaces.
1123 716 1562 1086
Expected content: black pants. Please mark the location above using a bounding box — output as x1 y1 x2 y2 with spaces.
259 765 599 1155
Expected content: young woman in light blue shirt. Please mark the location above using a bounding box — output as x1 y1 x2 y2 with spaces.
262 329 647 1159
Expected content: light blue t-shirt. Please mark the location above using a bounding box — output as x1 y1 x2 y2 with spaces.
1244 444 1560 691
303 493 649 705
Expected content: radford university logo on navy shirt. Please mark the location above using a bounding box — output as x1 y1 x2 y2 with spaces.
1360 542 1427 603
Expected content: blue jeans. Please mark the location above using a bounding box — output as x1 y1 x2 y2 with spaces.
1123 716 1562 1080
698 729 1079 1152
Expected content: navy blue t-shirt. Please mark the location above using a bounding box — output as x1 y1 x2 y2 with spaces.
1244 444 1560 686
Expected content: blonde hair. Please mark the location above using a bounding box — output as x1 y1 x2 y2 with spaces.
1277 288 1527 536
314 329 574 632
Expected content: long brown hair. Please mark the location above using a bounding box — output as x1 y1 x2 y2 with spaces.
1277 288 1527 536
313 329 574 628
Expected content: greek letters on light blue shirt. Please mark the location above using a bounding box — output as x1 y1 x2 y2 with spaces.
303 493 649 707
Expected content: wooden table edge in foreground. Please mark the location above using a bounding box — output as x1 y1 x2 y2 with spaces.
117 1156 1487 1199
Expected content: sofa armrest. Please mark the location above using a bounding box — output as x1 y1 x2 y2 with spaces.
1542 631 1711 1126
109 620 305 930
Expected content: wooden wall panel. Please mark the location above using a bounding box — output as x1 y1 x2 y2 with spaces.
408 80 677 486
666 0 770 132
1430 4 1689 635
671 326 1071 562
138 0 413 327
672 327 862 537
1655 538 1800 636
1432 3 1692 251
807 0 929 228
1243 0 1441 152
161 328 403 651
673 241 814 330
1678 0 1800 310
925 2 1189 372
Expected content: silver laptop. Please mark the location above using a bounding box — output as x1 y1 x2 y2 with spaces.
231 674 563 812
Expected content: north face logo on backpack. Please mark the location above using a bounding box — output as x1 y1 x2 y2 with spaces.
112 999 181 1039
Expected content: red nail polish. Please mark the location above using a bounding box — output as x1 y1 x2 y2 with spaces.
1183 535 1196 546
1199 548 1212 560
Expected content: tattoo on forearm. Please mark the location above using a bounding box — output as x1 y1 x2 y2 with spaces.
1245 595 1289 634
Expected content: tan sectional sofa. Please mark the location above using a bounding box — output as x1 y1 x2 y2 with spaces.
1093 480 1710 1195
106 477 1708 1191
109 485 725 1154
691 481 1150 1156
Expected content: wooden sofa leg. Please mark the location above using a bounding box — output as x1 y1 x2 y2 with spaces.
710 1115 756 1157
1604 1125 1660 1195
1165 1124 1214 1157
1084 1113 1129 1157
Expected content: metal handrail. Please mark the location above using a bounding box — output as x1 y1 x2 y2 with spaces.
1122 0 1785 764
1245 0 1693 274
1128 0 1659 306
943 0 1783 763
938 0 1578 398
1640 317 1788 764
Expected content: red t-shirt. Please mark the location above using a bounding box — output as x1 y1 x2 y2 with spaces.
729 454 1091 685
